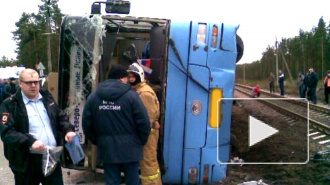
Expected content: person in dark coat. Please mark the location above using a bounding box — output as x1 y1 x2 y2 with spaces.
303 71 310 99
0 69 76 185
82 64 151 185
278 69 285 96
269 72 275 93
306 68 318 104
0 78 5 104
297 71 305 98
3 77 18 100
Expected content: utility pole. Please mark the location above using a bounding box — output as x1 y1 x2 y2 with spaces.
275 38 279 85
301 40 305 74
33 26 37 63
279 48 296 88
46 0 52 73
243 64 246 84
321 34 324 78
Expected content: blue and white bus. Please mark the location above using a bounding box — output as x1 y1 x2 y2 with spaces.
58 1 243 184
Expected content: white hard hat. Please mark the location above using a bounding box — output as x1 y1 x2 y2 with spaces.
127 63 145 82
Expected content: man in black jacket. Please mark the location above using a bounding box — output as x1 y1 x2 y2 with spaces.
83 64 150 185
306 68 318 104
0 68 76 185
278 69 285 96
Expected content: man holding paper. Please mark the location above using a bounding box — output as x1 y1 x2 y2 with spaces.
0 68 76 185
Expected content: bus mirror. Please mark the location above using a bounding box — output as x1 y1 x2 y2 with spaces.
105 0 130 14
91 3 101 14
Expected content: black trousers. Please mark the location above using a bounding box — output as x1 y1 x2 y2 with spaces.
325 87 330 103
12 154 63 185
269 82 275 93
279 82 285 96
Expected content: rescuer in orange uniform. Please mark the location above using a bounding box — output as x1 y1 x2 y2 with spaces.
324 70 330 104
127 63 162 185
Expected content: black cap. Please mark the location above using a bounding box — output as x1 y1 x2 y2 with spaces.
108 64 128 79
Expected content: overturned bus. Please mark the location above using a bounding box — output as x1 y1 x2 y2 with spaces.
58 1 244 184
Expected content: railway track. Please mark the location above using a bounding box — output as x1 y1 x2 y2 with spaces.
236 83 330 114
234 84 330 150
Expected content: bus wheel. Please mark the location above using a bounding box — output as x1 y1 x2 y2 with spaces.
236 35 244 63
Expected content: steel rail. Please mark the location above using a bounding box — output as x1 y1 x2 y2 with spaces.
235 87 330 135
235 83 330 114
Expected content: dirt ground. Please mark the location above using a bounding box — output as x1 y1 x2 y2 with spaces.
220 101 330 185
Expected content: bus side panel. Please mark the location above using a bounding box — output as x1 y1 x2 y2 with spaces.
189 22 209 66
182 149 201 184
200 23 238 182
184 65 209 148
201 147 228 183
211 163 227 182
207 70 235 148
162 21 190 184
205 23 238 148
207 24 238 70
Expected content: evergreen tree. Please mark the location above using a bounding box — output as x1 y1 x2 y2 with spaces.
12 0 63 72
237 16 330 84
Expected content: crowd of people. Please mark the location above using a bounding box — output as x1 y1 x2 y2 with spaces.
0 77 18 104
0 64 162 185
295 67 320 104
267 67 329 105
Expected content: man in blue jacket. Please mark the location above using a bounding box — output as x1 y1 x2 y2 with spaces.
82 64 150 185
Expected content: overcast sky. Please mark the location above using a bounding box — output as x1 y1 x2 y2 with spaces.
0 0 329 64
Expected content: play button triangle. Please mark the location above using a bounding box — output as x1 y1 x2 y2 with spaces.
249 116 279 147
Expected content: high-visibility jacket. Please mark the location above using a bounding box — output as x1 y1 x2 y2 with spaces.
324 75 330 87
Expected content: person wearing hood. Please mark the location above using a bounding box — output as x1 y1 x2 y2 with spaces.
127 63 162 185
82 64 150 185
324 70 330 104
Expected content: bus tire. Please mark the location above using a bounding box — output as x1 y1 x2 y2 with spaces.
236 35 244 63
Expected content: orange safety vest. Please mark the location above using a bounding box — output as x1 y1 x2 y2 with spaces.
325 75 330 87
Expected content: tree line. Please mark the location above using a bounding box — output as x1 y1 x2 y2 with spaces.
4 1 330 81
237 17 330 83
10 0 62 73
